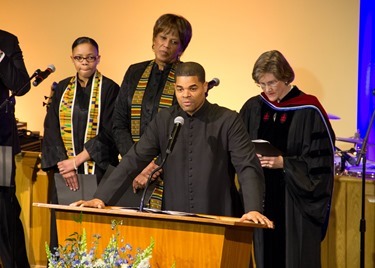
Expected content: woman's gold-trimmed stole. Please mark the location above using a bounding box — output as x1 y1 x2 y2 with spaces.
130 61 178 209
130 60 176 141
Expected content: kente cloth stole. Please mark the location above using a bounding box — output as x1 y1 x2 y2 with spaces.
130 60 176 142
130 61 176 210
59 71 102 175
148 178 164 209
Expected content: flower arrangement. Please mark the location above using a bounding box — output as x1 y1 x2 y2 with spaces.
45 218 155 268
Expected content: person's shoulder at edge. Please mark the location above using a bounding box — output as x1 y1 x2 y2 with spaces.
124 60 154 74
241 94 262 108
0 29 18 40
49 76 88 101
101 75 120 88
206 101 243 119
119 60 154 86
157 101 241 123
52 76 75 94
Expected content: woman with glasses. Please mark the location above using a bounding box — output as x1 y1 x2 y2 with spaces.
41 36 119 249
240 50 335 268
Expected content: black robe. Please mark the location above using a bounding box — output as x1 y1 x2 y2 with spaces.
240 86 335 268
95 100 265 216
41 74 120 178
113 60 177 156
0 29 31 268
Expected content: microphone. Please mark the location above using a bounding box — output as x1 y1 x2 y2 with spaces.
33 64 56 86
207 78 220 90
139 116 184 212
166 116 185 154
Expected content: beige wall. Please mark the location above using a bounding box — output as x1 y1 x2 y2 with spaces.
1 0 359 147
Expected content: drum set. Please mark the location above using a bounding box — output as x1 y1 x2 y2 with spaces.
329 113 375 178
335 135 375 179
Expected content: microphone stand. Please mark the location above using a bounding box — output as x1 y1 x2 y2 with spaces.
139 157 167 212
355 107 375 268
139 117 184 212
0 69 38 267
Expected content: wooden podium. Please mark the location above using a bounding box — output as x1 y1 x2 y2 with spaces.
34 203 265 267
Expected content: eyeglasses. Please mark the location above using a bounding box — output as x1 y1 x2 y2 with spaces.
257 80 279 89
73 55 98 62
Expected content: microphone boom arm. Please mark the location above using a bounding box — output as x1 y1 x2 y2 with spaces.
139 157 167 212
0 69 39 111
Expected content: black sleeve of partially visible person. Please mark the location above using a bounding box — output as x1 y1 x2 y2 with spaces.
94 112 161 205
94 146 143 205
112 61 152 156
112 66 136 156
0 31 30 96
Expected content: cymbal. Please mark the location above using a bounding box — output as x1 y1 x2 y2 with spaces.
328 113 341 120
336 137 363 144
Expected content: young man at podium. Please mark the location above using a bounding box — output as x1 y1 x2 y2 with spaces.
71 61 273 224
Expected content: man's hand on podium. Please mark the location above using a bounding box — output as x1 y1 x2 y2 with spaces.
70 198 105 209
239 211 274 228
